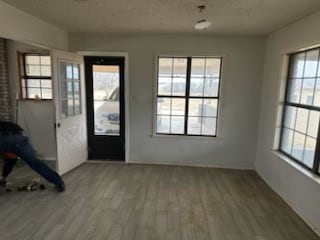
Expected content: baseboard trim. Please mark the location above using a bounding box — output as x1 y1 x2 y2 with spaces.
256 169 320 237
126 160 254 170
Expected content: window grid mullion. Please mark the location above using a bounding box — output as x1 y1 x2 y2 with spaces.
184 57 192 135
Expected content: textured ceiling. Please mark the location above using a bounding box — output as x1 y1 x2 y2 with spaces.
3 0 320 35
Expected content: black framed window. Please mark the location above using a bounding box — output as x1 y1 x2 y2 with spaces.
280 48 320 174
19 53 52 99
156 56 222 137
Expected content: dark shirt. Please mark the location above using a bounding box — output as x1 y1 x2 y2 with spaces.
0 121 23 134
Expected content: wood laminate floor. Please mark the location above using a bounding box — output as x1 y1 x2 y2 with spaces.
0 162 318 240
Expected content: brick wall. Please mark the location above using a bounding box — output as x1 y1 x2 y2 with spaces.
0 38 11 121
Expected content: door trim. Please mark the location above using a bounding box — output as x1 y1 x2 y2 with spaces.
78 51 129 163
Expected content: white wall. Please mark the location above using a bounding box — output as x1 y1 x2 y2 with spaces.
70 34 265 169
255 10 320 233
0 0 68 50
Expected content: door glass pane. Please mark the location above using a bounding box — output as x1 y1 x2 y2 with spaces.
59 61 81 118
93 65 120 136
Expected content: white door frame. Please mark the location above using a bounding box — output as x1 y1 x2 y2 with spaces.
78 51 130 163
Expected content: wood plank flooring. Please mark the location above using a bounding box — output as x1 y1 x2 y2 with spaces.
0 162 318 240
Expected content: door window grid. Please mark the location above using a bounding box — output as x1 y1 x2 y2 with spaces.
156 56 222 136
280 47 320 174
19 53 52 99
59 61 81 118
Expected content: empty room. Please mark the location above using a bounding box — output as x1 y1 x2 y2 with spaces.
0 0 320 239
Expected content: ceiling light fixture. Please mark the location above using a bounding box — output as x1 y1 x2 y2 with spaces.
194 5 211 30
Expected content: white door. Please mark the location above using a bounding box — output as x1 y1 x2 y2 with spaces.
51 50 87 175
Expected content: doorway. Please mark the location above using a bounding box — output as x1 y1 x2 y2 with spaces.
85 56 125 160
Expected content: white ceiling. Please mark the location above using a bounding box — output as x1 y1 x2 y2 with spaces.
3 0 320 35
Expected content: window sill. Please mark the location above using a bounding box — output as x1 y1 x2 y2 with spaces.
151 133 220 141
272 150 320 184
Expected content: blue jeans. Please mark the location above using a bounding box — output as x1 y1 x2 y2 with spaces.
0 133 63 186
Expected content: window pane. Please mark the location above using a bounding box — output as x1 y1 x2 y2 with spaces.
157 115 170 133
303 137 316 168
290 53 305 78
157 98 171 115
203 99 218 117
73 64 79 80
26 65 40 76
202 117 216 135
281 128 294 154
295 108 308 133
189 99 203 116
304 50 319 78
314 79 320 107
283 106 296 129
204 78 219 97
172 77 186 96
173 58 187 77
27 79 40 88
287 78 302 103
25 55 40 65
307 111 320 138
171 98 185 116
42 89 52 99
159 58 173 77
188 117 202 135
66 64 73 79
158 77 172 95
190 78 204 96
301 78 315 105
41 79 52 88
41 65 51 76
27 88 41 99
191 58 205 77
292 132 305 161
171 116 184 134
40 56 51 65
205 58 221 77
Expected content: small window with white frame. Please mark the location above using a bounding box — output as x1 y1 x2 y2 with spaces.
280 47 320 175
19 53 52 100
156 56 222 137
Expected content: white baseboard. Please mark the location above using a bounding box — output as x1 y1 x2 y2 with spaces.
126 160 254 170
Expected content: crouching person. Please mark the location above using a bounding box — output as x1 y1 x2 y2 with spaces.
0 121 65 192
